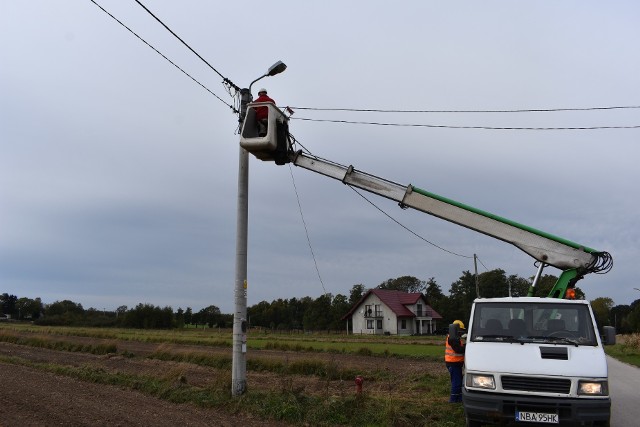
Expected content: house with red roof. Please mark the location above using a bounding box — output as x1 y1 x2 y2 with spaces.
341 289 443 335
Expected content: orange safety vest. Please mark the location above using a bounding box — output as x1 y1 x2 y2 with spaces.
445 334 465 363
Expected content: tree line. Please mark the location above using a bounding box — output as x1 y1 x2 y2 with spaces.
2 269 639 332
0 294 229 329
246 270 578 332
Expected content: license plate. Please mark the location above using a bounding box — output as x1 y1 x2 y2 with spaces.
515 411 558 424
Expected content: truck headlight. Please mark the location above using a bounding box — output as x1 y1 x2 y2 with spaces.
466 374 495 390
578 380 608 396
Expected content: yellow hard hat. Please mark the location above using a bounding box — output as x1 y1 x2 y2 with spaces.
453 320 465 329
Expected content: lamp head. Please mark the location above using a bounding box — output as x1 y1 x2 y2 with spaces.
267 61 287 76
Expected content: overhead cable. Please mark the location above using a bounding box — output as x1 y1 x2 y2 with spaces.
475 255 490 272
348 186 474 259
89 0 237 113
287 165 328 296
289 134 474 260
133 0 240 92
292 117 640 131
289 105 640 113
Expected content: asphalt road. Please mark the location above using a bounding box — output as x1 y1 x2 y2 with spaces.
608 355 640 427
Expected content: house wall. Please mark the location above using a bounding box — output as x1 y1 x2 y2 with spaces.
396 301 438 335
348 294 441 335
351 294 399 335
396 317 412 335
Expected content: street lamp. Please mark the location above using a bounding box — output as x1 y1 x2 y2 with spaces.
248 61 286 94
232 60 286 397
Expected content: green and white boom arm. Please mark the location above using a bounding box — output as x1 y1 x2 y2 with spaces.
289 151 612 298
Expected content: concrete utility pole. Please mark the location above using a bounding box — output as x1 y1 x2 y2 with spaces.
231 61 286 397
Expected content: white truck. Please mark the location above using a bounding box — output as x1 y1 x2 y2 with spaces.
240 103 615 426
464 297 613 426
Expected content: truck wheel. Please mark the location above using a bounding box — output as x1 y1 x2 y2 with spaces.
465 416 482 427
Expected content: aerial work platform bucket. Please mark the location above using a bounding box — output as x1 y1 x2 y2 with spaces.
240 102 290 164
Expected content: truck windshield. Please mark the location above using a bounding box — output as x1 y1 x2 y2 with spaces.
470 302 598 346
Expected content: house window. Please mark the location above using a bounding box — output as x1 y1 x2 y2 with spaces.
375 304 382 317
367 319 374 329
376 319 382 329
417 303 423 316
401 319 407 329
365 305 373 317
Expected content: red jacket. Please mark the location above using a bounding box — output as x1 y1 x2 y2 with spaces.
254 94 275 120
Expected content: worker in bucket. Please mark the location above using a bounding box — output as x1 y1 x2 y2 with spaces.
445 319 467 403
254 88 275 137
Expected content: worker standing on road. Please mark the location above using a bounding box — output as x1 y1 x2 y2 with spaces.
445 319 467 403
254 88 275 136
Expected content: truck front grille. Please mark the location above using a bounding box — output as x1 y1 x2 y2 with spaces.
501 376 571 394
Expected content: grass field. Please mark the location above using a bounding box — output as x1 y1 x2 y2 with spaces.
0 323 462 426
2 323 637 426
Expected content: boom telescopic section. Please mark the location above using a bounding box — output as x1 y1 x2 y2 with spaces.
239 103 612 298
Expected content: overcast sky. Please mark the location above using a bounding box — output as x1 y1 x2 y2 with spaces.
1 1 639 313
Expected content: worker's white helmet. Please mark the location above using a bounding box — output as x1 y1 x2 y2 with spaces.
258 88 267 94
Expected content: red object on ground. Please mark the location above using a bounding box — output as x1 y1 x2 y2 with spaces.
355 375 363 394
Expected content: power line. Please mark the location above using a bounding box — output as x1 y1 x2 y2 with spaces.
289 105 640 113
290 135 474 260
475 255 490 272
133 0 239 92
292 117 640 130
348 185 473 259
89 0 237 113
287 165 328 296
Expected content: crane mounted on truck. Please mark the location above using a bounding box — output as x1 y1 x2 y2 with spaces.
240 103 612 298
240 103 615 426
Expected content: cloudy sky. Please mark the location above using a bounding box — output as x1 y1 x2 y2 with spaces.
1 1 639 313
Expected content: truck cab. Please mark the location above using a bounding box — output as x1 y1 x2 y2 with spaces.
463 297 612 426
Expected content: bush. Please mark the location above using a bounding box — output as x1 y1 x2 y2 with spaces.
622 333 640 351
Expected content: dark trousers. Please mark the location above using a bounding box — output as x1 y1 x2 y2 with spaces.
258 119 268 136
447 364 463 402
